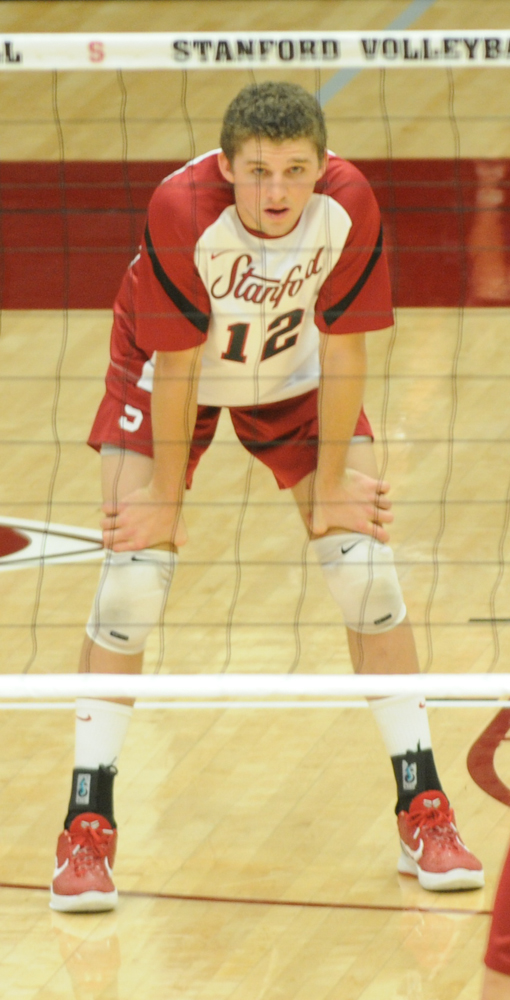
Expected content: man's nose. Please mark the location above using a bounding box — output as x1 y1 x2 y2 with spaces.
266 176 287 201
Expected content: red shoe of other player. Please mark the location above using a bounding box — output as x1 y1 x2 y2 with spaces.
50 813 118 912
397 791 484 891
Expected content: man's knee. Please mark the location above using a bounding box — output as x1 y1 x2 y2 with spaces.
312 532 406 634
86 549 176 654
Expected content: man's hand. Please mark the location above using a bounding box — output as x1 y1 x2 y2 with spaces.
101 485 187 551
310 468 393 542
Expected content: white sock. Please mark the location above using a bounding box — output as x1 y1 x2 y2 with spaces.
74 698 133 769
369 693 432 757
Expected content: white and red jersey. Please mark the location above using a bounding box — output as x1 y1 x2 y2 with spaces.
108 150 393 409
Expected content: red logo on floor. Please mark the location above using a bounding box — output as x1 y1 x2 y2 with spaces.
0 518 103 571
468 710 510 806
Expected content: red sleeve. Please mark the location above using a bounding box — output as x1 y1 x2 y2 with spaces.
315 158 394 335
485 840 510 976
134 170 213 354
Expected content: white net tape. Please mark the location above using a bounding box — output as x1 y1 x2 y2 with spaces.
1 31 510 71
0 672 509 702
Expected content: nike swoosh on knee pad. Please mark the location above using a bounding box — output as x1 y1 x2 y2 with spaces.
341 540 363 555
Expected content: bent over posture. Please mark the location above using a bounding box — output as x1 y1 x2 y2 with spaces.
50 82 483 912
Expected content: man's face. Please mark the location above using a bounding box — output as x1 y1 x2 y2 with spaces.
218 137 327 237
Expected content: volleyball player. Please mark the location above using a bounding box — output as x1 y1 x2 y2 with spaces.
50 81 484 911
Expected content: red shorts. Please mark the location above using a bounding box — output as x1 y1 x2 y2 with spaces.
88 386 373 490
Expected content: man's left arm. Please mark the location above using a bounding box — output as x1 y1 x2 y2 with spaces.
311 331 393 541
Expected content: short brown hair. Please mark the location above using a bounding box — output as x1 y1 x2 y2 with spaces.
220 81 327 164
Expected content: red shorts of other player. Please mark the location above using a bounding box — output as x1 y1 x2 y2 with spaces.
88 384 373 491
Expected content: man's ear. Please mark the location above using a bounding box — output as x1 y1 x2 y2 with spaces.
217 151 235 183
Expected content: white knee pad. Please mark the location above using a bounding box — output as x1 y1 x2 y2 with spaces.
312 533 406 634
86 549 176 654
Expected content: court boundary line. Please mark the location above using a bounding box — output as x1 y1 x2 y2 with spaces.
318 0 439 104
0 880 491 917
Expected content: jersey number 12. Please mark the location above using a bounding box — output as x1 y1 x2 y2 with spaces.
221 308 304 364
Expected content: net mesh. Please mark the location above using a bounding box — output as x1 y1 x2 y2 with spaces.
1 32 509 695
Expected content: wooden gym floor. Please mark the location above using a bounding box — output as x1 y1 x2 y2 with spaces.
1 2 510 997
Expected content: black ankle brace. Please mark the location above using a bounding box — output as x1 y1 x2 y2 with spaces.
64 764 118 829
391 746 443 815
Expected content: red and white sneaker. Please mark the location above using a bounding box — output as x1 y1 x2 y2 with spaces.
50 813 118 912
397 791 484 891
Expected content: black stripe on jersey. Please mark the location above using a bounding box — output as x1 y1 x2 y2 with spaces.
322 224 384 326
144 223 210 334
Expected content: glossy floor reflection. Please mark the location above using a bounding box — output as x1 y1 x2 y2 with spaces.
0 887 490 1000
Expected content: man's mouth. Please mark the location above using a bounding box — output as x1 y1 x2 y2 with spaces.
264 207 289 217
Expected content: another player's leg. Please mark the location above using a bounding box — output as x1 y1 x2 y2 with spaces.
293 439 484 892
51 447 176 912
481 970 510 1000
482 840 510 997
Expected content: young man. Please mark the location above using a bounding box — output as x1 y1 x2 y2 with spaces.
50 82 483 912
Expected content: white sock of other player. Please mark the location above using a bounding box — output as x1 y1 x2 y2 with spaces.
369 694 444 814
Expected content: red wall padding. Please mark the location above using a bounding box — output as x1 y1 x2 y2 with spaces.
1 159 508 308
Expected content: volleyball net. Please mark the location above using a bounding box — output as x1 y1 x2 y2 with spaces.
1 30 509 702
